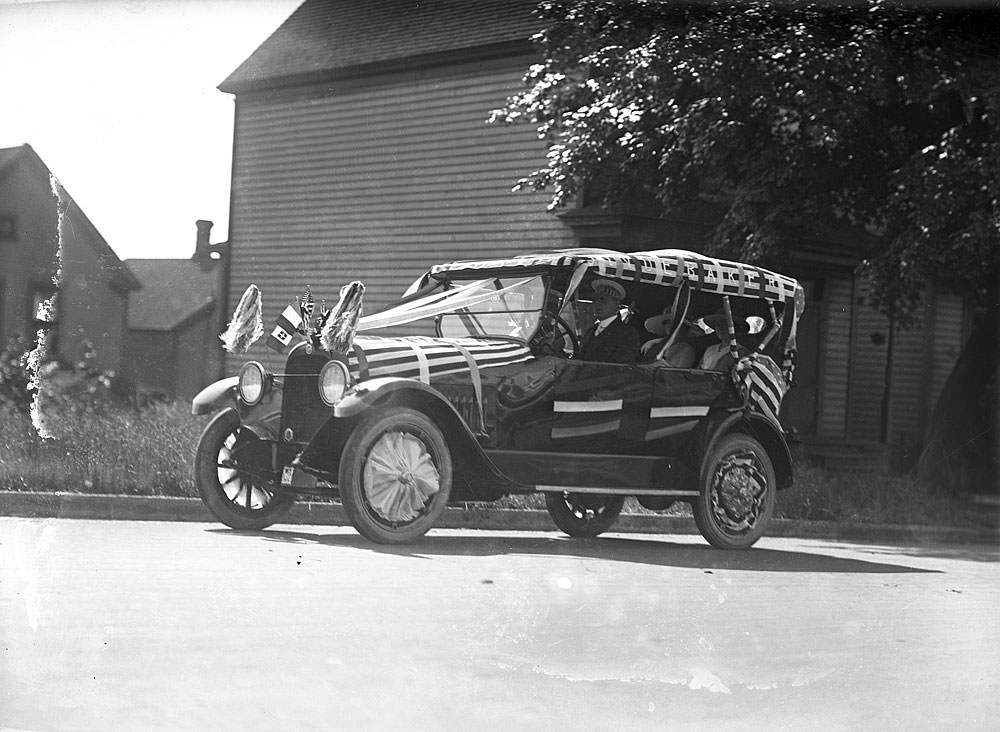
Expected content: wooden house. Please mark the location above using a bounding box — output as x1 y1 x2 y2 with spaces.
123 221 224 401
216 0 971 469
0 144 139 373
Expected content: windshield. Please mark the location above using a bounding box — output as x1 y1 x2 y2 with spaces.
356 274 548 341
438 276 547 340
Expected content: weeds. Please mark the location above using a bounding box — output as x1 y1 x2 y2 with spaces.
776 461 993 528
0 401 208 497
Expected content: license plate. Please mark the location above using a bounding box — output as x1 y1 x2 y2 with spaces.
281 466 295 486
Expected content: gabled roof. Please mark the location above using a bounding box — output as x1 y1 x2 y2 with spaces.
0 144 140 292
0 145 26 178
219 0 542 93
126 259 217 331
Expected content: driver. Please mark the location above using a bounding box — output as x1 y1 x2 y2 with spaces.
576 279 639 363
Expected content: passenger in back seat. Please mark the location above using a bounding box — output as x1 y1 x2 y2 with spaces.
698 314 751 371
641 308 700 368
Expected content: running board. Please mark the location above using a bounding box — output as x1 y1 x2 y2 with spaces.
534 485 699 496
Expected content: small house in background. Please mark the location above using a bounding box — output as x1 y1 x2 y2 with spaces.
0 143 139 371
123 221 226 401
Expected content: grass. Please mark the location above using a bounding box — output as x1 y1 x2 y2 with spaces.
1 401 994 530
0 400 209 497
775 462 998 530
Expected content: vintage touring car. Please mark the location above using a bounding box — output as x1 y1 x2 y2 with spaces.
192 248 805 549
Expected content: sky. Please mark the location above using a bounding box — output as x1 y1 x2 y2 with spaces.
0 0 301 261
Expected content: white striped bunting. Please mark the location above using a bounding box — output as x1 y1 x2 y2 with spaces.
649 405 710 419
554 399 623 413
551 420 621 439
346 335 532 382
430 248 800 303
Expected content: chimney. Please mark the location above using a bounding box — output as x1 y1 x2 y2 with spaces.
195 220 213 259
194 220 215 270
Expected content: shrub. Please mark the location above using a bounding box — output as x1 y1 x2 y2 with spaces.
0 333 33 412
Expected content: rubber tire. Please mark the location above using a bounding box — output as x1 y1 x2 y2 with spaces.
339 407 453 544
545 492 625 538
195 408 293 530
693 432 776 549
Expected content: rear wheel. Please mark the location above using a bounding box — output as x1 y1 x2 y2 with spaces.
545 492 624 537
339 407 452 544
693 433 775 549
195 409 293 530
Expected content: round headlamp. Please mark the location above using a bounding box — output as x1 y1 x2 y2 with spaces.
318 360 351 407
237 361 267 406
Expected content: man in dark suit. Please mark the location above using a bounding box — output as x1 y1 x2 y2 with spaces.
576 279 639 363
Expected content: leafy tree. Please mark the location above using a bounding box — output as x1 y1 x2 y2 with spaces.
494 0 999 492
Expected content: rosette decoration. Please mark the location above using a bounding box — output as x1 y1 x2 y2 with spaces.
363 431 440 522
320 280 365 353
218 284 264 354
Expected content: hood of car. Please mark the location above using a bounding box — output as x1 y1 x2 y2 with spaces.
344 334 533 384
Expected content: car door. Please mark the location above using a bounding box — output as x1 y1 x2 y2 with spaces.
647 364 734 445
544 358 654 453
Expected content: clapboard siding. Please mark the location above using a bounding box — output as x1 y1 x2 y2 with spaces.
888 311 927 443
847 280 889 441
226 59 574 371
929 292 965 412
817 273 853 437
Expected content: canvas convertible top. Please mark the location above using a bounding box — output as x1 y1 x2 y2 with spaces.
430 248 802 305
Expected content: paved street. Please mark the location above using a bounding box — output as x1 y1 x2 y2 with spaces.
2 517 998 732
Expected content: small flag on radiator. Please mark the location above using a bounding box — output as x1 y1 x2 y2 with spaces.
267 301 304 353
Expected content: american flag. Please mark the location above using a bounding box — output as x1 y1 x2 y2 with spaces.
299 285 315 319
735 354 788 423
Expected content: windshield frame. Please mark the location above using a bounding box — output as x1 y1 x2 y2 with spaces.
434 273 551 343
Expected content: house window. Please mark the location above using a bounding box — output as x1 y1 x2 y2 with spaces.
0 214 15 241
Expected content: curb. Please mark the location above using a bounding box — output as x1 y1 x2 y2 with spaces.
1 491 997 545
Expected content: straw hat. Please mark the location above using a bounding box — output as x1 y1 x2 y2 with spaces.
644 310 674 336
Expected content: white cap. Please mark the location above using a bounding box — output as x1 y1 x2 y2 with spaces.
591 278 625 300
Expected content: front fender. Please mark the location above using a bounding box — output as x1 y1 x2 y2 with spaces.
333 377 447 418
191 377 238 415
298 377 516 499
191 376 283 441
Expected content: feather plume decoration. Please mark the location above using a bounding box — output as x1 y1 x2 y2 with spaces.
320 281 365 353
219 284 264 353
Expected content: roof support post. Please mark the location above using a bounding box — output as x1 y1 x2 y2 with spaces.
721 295 740 363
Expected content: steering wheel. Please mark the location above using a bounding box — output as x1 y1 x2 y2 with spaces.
552 315 580 357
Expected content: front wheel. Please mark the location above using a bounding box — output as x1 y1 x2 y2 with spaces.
195 408 293 530
545 492 624 537
339 407 452 544
693 433 775 549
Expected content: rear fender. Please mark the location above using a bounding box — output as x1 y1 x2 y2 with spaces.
702 410 793 490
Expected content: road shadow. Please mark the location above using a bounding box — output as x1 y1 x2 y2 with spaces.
209 528 938 574
854 544 1000 564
